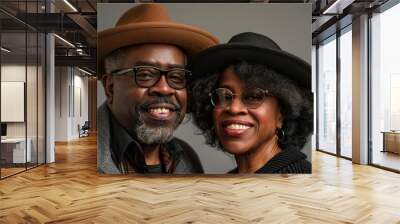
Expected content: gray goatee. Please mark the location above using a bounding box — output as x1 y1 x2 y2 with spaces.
133 97 182 144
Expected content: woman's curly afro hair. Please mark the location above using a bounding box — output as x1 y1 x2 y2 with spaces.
189 61 313 152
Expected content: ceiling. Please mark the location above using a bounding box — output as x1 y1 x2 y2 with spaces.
311 0 390 44
0 0 97 73
0 0 394 74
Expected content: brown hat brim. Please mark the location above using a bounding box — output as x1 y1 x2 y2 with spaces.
98 22 219 77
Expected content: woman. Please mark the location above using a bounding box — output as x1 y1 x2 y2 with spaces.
189 32 313 174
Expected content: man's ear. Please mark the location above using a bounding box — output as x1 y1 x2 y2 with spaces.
103 75 114 104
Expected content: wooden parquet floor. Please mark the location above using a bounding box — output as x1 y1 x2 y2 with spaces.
1 167 26 178
1 135 400 224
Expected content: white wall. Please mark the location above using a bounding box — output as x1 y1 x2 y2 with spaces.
55 67 89 141
72 72 89 138
1 63 46 164
55 66 68 141
1 65 26 130
1 65 33 138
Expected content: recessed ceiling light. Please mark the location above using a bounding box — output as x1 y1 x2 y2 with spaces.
63 0 78 12
77 67 93 76
1 47 11 53
54 34 75 48
322 0 352 15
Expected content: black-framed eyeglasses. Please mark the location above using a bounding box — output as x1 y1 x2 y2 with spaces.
111 65 191 90
209 87 273 109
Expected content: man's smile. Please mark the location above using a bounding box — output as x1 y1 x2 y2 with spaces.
137 100 181 124
146 103 177 121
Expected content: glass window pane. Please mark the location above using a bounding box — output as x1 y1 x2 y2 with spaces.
38 32 45 165
340 28 352 158
318 36 337 154
371 3 400 171
1 30 28 177
1 1 46 179
27 31 38 169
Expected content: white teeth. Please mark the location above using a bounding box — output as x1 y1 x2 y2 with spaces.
227 124 250 130
149 108 170 114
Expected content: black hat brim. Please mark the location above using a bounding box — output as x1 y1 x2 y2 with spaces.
189 43 311 89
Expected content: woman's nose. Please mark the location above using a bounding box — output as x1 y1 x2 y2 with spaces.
226 96 247 114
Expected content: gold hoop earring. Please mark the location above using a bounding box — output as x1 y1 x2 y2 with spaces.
276 128 285 140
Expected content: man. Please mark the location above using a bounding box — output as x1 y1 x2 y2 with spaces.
97 4 219 174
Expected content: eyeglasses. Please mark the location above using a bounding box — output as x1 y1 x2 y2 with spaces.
111 65 191 90
209 87 273 109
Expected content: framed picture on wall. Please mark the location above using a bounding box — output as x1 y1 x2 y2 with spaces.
97 3 312 175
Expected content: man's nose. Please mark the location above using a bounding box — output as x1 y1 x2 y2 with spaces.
148 75 175 96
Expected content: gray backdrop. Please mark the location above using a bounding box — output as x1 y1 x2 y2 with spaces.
97 3 311 173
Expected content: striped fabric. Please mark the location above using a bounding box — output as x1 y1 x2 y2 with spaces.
229 149 311 174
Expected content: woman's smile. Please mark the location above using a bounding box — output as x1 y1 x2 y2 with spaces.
221 119 254 137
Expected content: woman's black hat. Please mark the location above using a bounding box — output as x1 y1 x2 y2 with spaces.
189 32 311 89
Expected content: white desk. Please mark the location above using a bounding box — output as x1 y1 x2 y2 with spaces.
1 138 31 163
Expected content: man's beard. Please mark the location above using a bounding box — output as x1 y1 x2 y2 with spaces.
132 97 183 145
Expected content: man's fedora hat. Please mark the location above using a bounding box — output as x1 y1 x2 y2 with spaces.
190 32 311 89
98 3 219 77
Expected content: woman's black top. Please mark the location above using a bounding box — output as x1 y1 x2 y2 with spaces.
229 149 311 174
